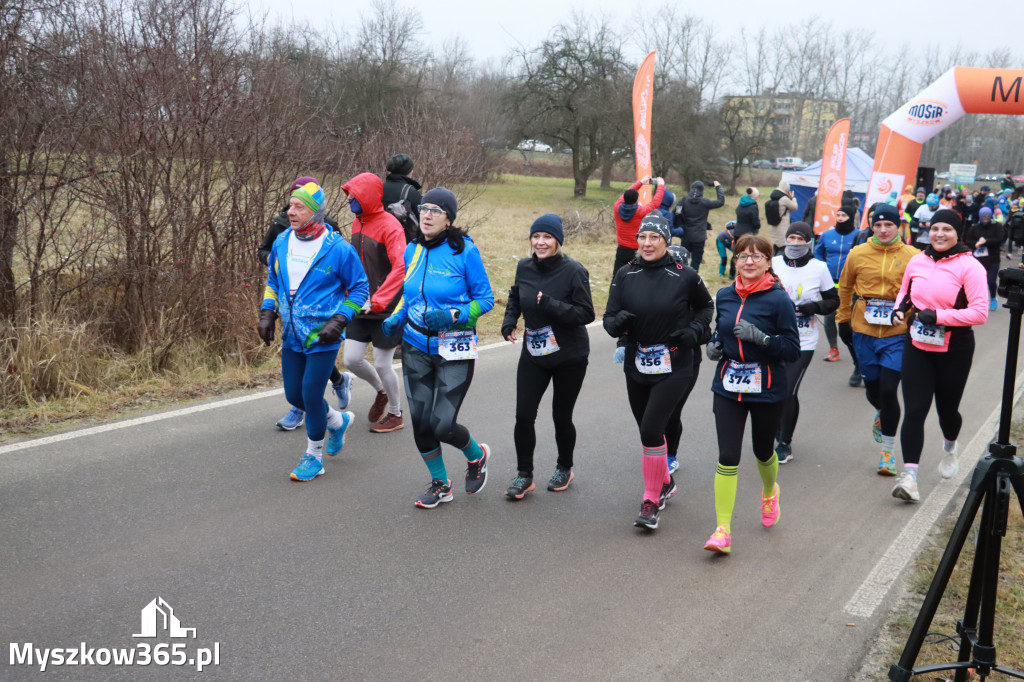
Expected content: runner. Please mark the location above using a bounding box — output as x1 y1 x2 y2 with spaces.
835 204 919 476
814 201 862 385
890 210 989 501
771 221 839 464
341 172 407 433
704 234 800 554
604 214 713 531
501 214 594 499
258 180 368 481
964 207 1004 311
381 188 495 508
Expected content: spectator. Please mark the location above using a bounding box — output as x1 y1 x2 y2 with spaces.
733 187 761 238
612 176 665 277
672 179 725 273
767 180 799 255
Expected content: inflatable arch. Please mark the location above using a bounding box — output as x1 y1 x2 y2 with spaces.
865 67 1024 220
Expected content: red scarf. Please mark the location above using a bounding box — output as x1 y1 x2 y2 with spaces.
293 220 326 241
734 272 776 299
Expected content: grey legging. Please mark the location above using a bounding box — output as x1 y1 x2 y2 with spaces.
401 341 475 453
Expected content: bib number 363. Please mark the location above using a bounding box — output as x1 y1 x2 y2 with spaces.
438 330 478 360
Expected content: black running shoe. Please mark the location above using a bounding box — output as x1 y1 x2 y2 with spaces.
465 444 490 494
547 467 574 492
634 499 660 530
415 479 453 509
505 474 534 500
658 475 677 510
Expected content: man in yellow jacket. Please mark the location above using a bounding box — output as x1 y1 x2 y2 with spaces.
836 204 920 475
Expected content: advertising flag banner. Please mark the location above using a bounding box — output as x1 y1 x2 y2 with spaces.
813 118 851 235
633 51 655 205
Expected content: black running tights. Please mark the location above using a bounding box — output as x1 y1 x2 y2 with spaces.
900 338 974 465
626 372 695 448
864 367 902 438
513 358 588 474
777 350 814 444
713 393 784 467
665 365 701 456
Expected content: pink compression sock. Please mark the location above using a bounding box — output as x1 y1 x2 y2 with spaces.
642 441 669 503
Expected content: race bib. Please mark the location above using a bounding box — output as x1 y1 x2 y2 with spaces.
864 298 894 326
795 312 816 338
722 360 762 394
635 344 672 375
910 319 946 346
973 246 989 258
525 326 560 356
437 330 478 360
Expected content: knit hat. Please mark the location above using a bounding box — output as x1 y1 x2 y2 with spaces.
623 189 639 205
981 185 991 192
980 207 993 221
786 221 813 243
838 202 857 219
926 193 940 207
931 208 963 235
916 187 926 194
530 213 564 245
386 153 414 175
421 187 458 222
290 175 318 192
872 203 901 226
636 214 671 242
746 187 760 201
291 181 325 212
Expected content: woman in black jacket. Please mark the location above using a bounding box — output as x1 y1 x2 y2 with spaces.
733 187 761 238
502 215 595 498
672 179 725 273
604 214 714 531
964 207 1005 310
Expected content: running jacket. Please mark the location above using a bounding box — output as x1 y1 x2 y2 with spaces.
342 173 407 318
502 252 594 368
835 238 919 338
614 181 664 249
389 231 494 355
895 247 989 353
814 226 863 281
710 278 801 403
262 230 369 354
604 253 714 384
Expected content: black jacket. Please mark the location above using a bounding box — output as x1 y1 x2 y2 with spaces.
734 200 761 238
604 253 714 384
965 221 1006 266
673 182 725 243
502 253 594 368
382 173 423 212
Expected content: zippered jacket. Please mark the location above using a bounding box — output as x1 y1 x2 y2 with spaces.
814 226 863 280
673 181 725 243
342 173 407 318
835 239 919 337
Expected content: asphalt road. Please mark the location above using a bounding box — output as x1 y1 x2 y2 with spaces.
0 308 1015 681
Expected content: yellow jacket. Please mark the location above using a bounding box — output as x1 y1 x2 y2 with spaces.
836 238 920 337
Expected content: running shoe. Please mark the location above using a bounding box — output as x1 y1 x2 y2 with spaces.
369 411 404 433
415 478 453 509
658 475 677 510
290 453 325 482
333 372 354 410
872 411 882 444
367 389 389 424
667 455 679 474
891 472 920 502
775 442 793 465
547 467 574 492
849 367 862 387
505 474 535 500
823 348 840 362
704 526 732 554
990 297 999 311
465 444 490 494
938 441 960 479
634 499 660 530
276 406 305 431
878 451 897 476
325 411 355 456
761 483 781 528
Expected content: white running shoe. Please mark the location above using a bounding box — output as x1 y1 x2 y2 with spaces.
938 441 960 479
891 472 920 502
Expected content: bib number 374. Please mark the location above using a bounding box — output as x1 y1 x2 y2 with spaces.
722 360 763 394
438 330 478 360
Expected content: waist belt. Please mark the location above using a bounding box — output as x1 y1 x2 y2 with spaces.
408 320 477 338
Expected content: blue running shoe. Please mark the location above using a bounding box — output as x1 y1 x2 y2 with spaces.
333 372 354 410
326 411 355 457
667 455 679 474
872 411 882 444
277 407 305 431
290 453 324 481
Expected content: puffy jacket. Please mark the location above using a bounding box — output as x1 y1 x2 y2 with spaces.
768 186 799 247
502 252 594 368
835 238 919 337
262 230 369 354
673 181 725 243
614 181 664 249
389 232 494 355
814 226 863 280
733 196 760 238
710 279 801 403
342 173 407 318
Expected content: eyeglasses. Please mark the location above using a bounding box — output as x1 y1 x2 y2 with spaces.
736 253 767 263
418 205 446 217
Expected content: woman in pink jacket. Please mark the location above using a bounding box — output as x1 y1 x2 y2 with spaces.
890 209 989 502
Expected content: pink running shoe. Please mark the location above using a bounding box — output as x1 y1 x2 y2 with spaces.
704 526 732 554
761 483 781 528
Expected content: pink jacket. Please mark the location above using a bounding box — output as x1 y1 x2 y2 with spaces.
895 250 989 352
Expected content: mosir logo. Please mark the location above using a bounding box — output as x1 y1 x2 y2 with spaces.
906 99 947 126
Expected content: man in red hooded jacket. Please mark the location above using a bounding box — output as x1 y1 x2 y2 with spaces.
612 175 665 277
341 172 407 433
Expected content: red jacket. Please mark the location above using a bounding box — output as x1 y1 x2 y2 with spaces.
341 173 406 318
614 181 665 249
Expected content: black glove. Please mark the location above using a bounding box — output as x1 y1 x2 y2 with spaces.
706 341 723 361
501 323 516 339
317 314 348 344
670 327 699 347
796 301 820 316
608 310 636 336
915 308 938 326
734 319 771 347
257 309 277 345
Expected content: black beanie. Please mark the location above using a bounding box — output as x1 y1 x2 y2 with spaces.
421 187 457 223
872 203 901 226
930 209 963 236
786 221 814 243
839 202 857 220
530 213 564 245
637 214 671 242
386 153 414 175
623 189 639 205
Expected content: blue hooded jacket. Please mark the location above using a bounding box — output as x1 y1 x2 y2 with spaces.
814 226 863 281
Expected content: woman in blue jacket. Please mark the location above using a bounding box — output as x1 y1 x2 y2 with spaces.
704 234 800 554
258 181 369 482
382 188 495 509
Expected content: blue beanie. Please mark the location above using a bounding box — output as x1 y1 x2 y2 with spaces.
422 187 458 223
530 213 564 245
980 207 993 221
872 203 901 225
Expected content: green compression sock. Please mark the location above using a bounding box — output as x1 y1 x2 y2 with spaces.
461 437 483 462
714 463 739 531
756 452 779 496
421 448 447 481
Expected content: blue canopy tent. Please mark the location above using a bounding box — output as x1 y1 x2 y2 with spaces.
780 147 876 223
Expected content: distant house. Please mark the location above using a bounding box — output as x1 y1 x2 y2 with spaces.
723 92 841 160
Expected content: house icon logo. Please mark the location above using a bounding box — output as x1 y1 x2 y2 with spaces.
133 597 197 639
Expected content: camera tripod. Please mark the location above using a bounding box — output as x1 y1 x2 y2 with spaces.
889 274 1024 682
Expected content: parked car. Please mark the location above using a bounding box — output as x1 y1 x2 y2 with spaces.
516 139 553 153
774 157 805 171
751 159 774 169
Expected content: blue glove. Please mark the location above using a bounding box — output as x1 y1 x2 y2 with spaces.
423 308 454 331
613 347 625 363
381 314 403 337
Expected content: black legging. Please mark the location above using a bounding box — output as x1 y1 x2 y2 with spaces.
683 240 705 272
613 245 635 279
864 367 902 437
713 393 784 467
513 359 588 474
626 372 695 447
983 261 999 297
666 362 701 456
401 342 475 453
823 313 859 367
777 350 814 444
900 337 974 465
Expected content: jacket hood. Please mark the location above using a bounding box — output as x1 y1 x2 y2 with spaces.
341 172 384 214
778 180 790 193
659 190 676 211
385 173 422 190
769 189 786 200
739 195 757 207
688 181 704 202
618 202 639 222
